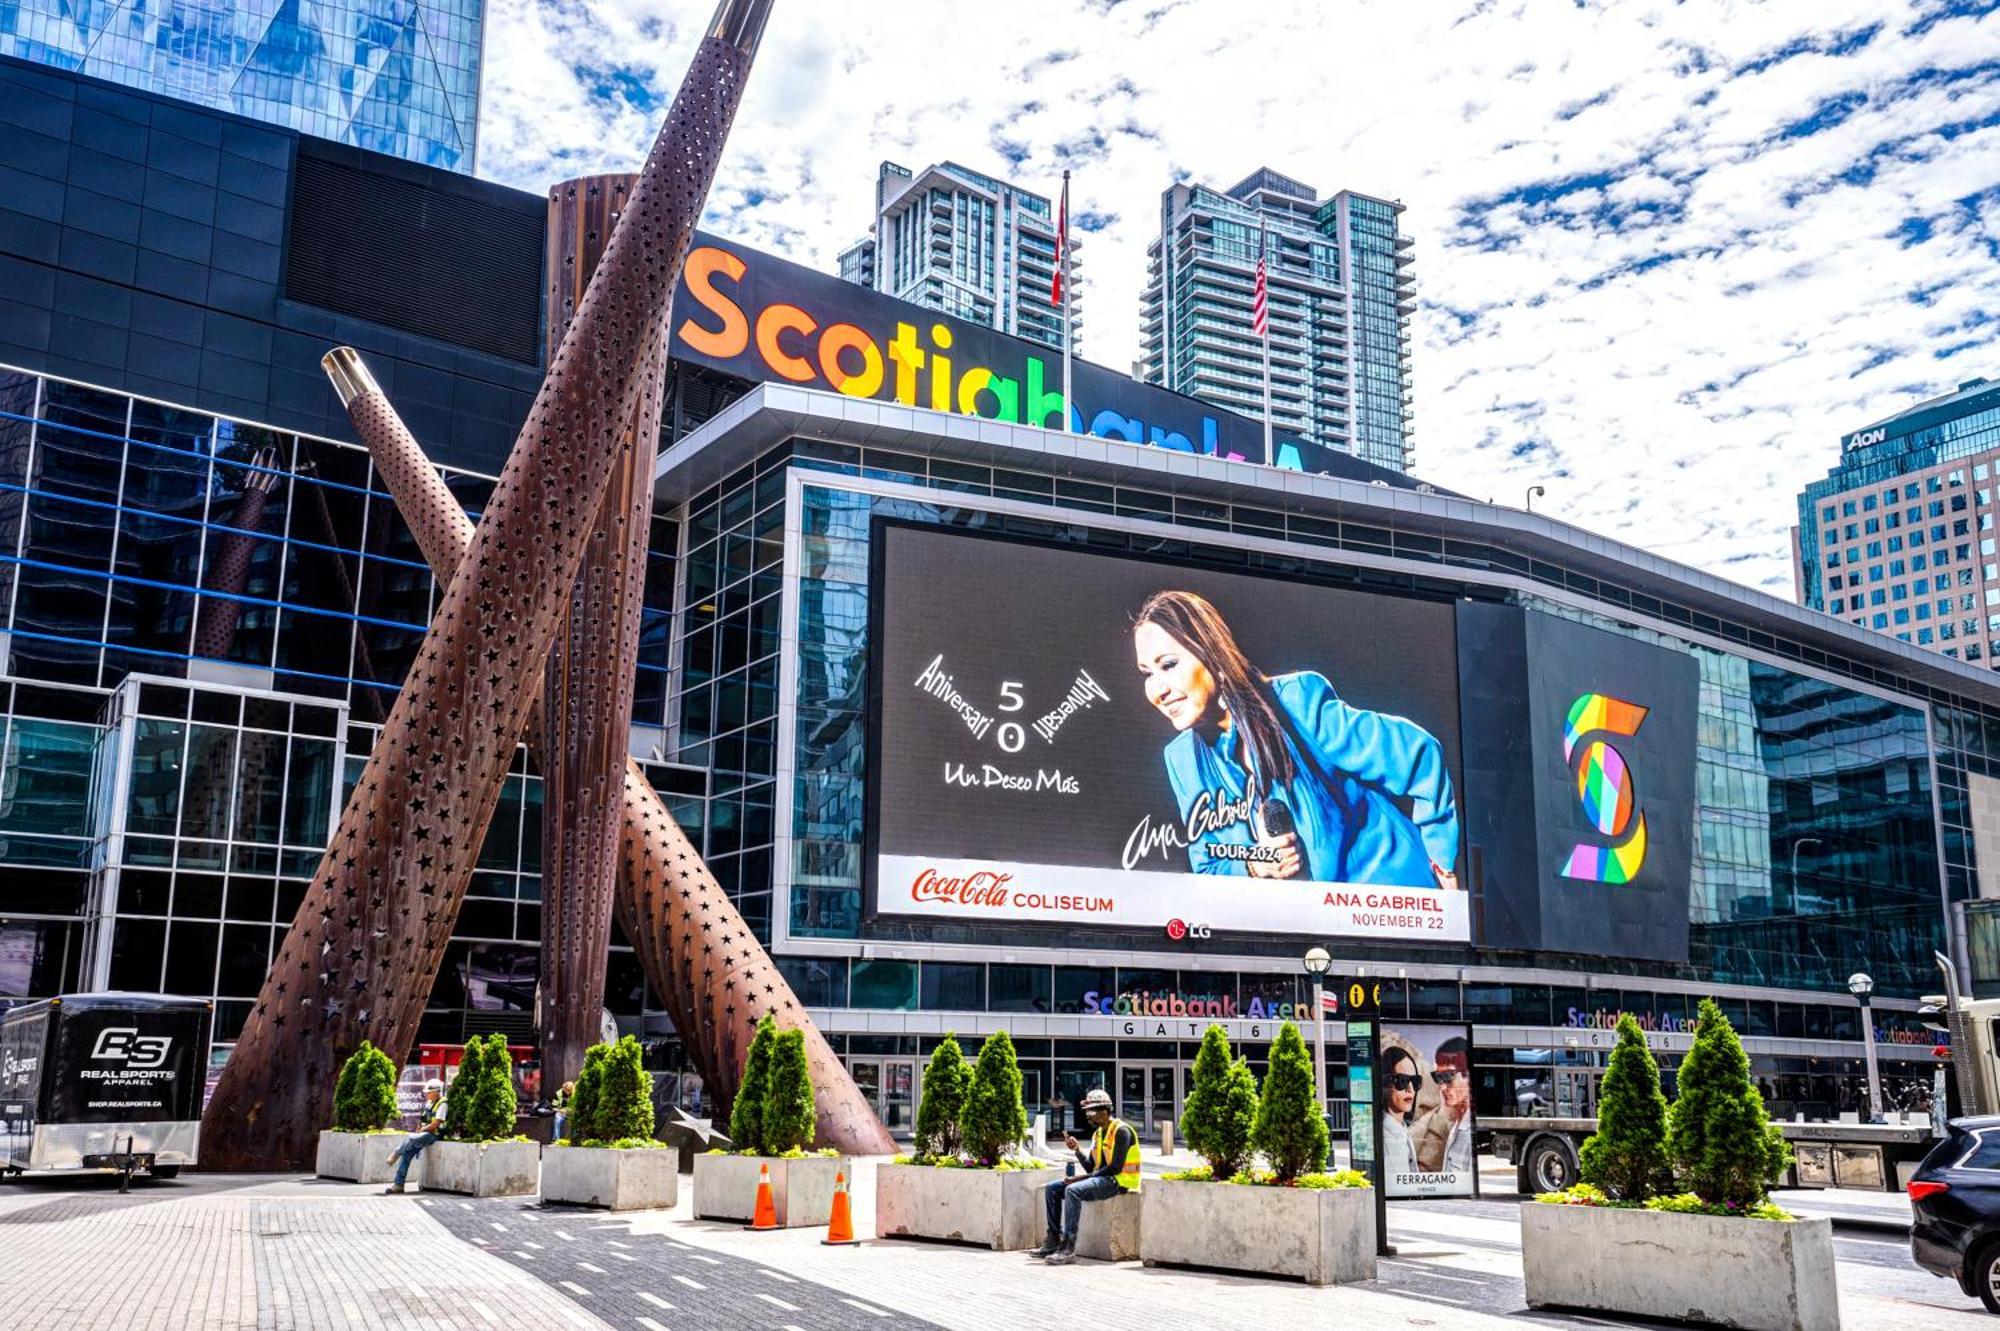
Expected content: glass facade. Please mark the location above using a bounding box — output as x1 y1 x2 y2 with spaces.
1141 173 1414 474
0 366 706 1048
857 160 1070 354
1796 378 2000 667
662 436 1975 1010
0 0 483 170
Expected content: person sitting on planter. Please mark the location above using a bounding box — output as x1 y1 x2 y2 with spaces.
383 1080 447 1195
1036 1087 1140 1265
552 1080 576 1142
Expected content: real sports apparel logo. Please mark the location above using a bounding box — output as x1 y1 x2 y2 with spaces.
90 1027 172 1069
1559 693 1650 885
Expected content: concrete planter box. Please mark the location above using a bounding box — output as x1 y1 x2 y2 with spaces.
1140 1178 1376 1285
875 1163 1051 1250
422 1140 541 1198
1521 1202 1840 1331
692 1154 848 1228
1074 1190 1142 1262
315 1130 415 1185
541 1145 678 1211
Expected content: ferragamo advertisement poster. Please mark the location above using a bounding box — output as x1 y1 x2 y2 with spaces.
868 522 1472 942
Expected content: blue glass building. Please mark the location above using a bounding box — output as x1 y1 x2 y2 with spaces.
0 0 482 170
1794 376 2000 660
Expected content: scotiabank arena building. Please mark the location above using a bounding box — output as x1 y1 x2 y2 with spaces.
0 57 1976 1151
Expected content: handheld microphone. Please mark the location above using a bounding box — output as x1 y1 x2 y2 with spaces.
1257 798 1310 880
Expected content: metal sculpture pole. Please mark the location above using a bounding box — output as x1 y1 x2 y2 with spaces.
201 0 779 1171
536 174 655 1086
319 348 892 1153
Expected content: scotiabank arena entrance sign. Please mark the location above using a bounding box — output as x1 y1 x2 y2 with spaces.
869 524 1472 943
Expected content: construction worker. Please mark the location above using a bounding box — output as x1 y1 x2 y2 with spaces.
1035 1086 1139 1264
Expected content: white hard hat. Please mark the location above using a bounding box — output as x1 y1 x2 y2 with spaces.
424 1079 443 1093
1081 1088 1113 1111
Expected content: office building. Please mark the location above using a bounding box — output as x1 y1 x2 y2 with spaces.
0 0 483 169
1140 168 1415 473
0 56 1969 1136
835 159 1074 354
1795 376 2000 664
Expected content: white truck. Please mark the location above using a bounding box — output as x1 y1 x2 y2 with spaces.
1486 955 1963 1195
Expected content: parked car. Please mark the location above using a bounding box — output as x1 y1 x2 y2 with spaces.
1911 1115 2000 1313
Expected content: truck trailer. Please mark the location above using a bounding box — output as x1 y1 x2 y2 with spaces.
0 992 212 1180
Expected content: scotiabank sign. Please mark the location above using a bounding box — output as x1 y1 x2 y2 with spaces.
670 232 1386 480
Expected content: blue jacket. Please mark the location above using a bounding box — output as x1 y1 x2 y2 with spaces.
1161 671 1459 886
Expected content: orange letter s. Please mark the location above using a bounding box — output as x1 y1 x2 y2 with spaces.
676 246 749 358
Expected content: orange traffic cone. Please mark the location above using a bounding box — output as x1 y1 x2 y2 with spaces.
822 1170 860 1246
748 1162 780 1231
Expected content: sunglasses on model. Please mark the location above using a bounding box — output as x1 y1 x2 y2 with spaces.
1432 1069 1463 1087
1385 1072 1423 1092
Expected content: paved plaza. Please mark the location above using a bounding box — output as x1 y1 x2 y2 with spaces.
0 1159 1983 1331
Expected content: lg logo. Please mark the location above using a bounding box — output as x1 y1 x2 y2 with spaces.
1164 918 1211 941
90 1028 172 1069
1559 692 1650 885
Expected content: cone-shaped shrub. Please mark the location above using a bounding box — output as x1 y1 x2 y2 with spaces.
1181 1024 1258 1178
459 1033 518 1142
592 1035 655 1145
1252 1020 1328 1182
447 1036 487 1140
764 1029 816 1154
331 1040 399 1132
961 1030 1028 1166
1579 1014 1671 1200
1666 999 1792 1206
568 1043 609 1144
914 1034 972 1161
729 1013 776 1154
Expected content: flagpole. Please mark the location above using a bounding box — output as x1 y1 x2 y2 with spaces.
1060 169 1073 433
1259 214 1273 464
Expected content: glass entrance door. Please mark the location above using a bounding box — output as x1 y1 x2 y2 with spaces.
880 1057 916 1134
848 1058 919 1137
1118 1063 1184 1141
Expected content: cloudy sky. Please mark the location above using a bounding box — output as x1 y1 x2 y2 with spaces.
476 0 2000 596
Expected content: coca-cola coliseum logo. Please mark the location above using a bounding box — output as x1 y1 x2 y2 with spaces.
910 867 1014 908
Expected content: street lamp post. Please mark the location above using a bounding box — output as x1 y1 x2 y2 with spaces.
1848 971 1884 1123
1525 484 1546 512
1304 946 1332 1109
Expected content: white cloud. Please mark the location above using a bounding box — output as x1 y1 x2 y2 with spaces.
476 0 2000 596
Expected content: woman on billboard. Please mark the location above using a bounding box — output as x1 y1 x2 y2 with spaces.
1380 1045 1422 1178
1132 589 1460 888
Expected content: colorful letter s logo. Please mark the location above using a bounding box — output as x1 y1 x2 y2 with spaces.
1560 692 1649 884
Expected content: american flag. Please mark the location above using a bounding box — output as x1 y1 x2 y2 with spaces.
1252 246 1269 339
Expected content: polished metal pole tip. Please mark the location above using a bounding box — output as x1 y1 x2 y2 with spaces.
321 347 382 408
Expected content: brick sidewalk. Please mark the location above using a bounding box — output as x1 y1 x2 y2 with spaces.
0 1179 612 1331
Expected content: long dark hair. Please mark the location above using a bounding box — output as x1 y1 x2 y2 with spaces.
1134 589 1296 796
1380 1046 1418 1120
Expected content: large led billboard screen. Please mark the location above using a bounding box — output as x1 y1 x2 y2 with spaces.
870 524 1471 941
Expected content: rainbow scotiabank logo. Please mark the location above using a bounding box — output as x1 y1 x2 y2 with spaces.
1560 692 1649 885
670 239 1333 469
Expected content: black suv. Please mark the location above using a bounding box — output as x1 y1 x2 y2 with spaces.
1913 1115 2000 1312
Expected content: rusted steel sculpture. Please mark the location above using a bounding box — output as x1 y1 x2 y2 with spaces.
537 173 656 1086
319 347 892 1154
201 0 781 1171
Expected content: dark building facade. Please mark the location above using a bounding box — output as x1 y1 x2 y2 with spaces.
0 55 1976 1134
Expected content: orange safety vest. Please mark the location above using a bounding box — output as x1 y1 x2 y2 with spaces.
1092 1117 1141 1192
